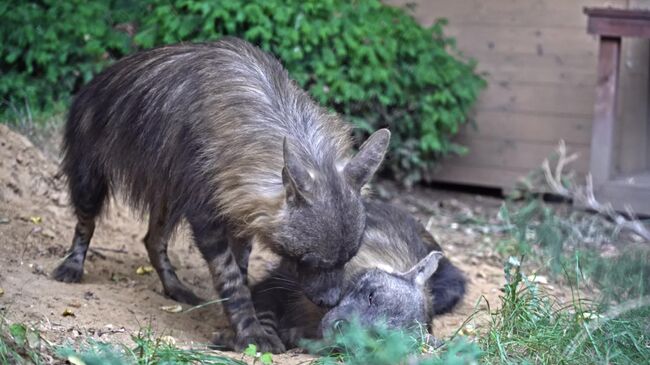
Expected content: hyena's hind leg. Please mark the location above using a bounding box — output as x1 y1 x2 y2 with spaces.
143 202 203 305
187 211 285 353
52 165 108 283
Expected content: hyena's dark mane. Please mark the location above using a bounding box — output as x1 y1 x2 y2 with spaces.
62 38 353 235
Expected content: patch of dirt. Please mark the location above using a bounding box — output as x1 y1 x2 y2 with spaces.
0 124 573 363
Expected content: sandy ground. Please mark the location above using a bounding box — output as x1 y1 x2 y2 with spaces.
0 124 572 363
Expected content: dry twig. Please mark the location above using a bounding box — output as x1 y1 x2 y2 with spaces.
541 140 650 242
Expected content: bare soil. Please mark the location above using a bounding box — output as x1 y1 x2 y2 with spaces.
0 124 572 363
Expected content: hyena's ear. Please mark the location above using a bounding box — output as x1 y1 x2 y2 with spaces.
401 251 443 287
417 223 443 252
344 129 391 190
283 137 313 205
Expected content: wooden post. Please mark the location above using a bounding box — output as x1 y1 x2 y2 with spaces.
590 36 621 185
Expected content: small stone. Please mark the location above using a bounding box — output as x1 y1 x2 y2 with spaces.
41 229 56 239
160 304 183 313
136 265 154 275
528 275 549 285
160 335 176 346
62 308 75 317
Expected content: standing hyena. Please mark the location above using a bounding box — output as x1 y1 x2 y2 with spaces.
52 37 390 353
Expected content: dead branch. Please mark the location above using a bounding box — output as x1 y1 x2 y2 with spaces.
542 140 650 242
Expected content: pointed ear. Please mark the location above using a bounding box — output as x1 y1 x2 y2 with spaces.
417 223 443 252
344 129 390 190
401 251 443 287
282 137 312 205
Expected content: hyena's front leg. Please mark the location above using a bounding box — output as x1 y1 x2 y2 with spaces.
188 214 285 353
143 202 202 305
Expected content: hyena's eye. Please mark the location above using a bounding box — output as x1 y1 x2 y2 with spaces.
368 290 375 305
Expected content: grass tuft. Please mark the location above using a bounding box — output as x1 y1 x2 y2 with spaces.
303 318 481 365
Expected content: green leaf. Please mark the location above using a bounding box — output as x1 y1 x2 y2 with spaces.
260 352 273 364
9 323 27 347
243 343 257 357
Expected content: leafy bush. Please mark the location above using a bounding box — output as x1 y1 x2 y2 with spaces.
0 0 139 122
1 0 485 185
134 0 485 185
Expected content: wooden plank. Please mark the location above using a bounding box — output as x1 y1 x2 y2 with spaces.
445 24 599 58
475 81 595 116
444 136 591 173
588 17 650 38
428 164 529 189
616 38 650 175
469 51 598 76
460 110 592 145
645 41 650 170
586 7 650 38
385 0 626 28
595 176 650 215
609 171 650 187
590 36 621 185
484 68 596 87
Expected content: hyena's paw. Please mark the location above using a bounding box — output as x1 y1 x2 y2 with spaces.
51 259 84 283
232 325 285 354
209 331 236 351
163 285 203 306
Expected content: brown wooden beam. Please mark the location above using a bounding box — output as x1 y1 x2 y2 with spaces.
585 7 650 38
590 36 621 185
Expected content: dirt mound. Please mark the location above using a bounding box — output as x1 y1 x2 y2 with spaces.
0 124 230 352
0 124 529 363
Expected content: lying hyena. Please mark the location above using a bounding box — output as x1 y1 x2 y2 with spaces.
53 37 390 352
219 200 467 349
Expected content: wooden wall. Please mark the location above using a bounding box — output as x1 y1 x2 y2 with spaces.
385 0 649 189
617 0 650 177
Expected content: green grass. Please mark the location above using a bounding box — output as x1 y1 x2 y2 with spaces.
0 322 246 365
303 319 480 365
2 189 648 364
495 199 650 302
2 252 648 365
476 256 650 364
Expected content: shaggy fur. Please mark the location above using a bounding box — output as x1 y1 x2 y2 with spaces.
242 200 467 349
52 37 390 353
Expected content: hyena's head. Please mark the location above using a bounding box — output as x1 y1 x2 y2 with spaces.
271 129 390 270
320 251 443 335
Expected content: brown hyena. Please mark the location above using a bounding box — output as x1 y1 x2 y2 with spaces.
52 37 390 353
238 200 467 349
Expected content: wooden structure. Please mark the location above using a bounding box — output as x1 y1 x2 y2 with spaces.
385 0 650 214
584 7 650 214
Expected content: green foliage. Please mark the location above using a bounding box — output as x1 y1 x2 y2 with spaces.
0 0 139 122
12 325 244 365
578 246 650 301
478 255 650 364
496 198 650 302
1 0 485 185
0 322 44 364
303 318 481 365
242 343 273 365
135 0 485 185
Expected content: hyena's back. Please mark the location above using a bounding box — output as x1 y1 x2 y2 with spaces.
63 38 351 227
55 37 384 353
